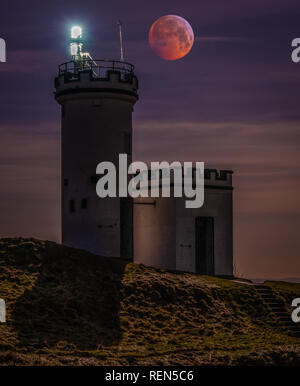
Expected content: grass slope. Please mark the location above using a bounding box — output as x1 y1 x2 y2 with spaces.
0 238 299 366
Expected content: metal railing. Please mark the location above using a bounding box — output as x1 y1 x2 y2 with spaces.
58 59 135 79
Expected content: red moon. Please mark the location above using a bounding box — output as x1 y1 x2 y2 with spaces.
149 15 194 60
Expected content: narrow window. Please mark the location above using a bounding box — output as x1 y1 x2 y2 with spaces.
69 200 75 213
81 198 88 209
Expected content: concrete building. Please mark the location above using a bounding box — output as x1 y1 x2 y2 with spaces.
55 41 138 258
134 169 233 276
54 27 234 276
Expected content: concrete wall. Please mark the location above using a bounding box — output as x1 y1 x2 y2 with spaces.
55 69 138 257
134 197 176 270
175 188 233 276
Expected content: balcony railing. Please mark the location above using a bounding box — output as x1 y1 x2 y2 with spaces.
58 59 135 80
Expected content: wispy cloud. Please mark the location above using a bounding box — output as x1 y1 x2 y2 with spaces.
195 36 245 43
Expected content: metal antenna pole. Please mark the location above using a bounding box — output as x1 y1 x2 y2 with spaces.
118 20 124 61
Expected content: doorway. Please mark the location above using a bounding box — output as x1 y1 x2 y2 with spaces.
195 217 214 275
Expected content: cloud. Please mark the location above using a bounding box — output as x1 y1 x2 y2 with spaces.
195 36 245 42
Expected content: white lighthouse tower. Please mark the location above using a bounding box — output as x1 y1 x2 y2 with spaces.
55 26 138 258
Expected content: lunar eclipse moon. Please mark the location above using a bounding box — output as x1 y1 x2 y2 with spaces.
149 15 194 60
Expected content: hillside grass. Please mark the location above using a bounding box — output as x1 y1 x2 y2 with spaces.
0 238 299 366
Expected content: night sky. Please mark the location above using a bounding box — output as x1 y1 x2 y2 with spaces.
1 0 300 279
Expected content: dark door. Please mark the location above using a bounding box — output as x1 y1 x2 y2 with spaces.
195 217 214 275
120 197 133 260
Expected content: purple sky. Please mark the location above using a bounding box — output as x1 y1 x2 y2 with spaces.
0 0 300 278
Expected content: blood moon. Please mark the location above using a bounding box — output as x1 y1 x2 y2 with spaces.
149 15 194 60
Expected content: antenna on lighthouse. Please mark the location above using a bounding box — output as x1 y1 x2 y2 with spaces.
118 20 124 61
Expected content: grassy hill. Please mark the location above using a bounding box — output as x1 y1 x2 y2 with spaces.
0 237 299 365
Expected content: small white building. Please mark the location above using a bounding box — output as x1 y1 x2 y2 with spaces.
134 170 233 276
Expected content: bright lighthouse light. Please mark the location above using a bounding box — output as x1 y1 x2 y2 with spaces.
70 43 79 56
71 26 82 39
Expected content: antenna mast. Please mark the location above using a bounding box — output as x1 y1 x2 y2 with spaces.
118 20 124 61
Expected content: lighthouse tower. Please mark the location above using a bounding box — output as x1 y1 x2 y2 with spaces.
55 26 138 258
